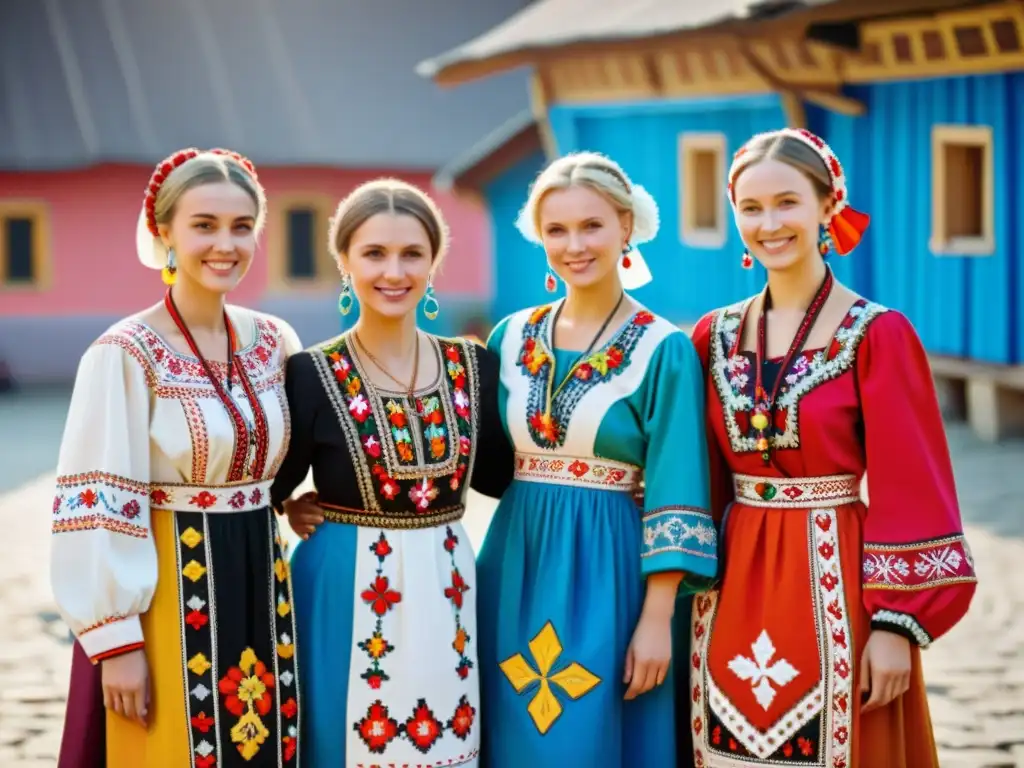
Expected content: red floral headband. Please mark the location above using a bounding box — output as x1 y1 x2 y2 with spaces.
727 128 870 255
143 148 259 237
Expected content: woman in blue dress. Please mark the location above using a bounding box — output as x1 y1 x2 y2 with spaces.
270 179 513 767
479 152 718 767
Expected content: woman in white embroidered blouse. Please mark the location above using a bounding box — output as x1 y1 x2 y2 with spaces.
51 148 303 768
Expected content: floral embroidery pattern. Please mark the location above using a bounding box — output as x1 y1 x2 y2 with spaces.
52 472 149 538
443 526 473 680
219 647 276 760
358 532 402 690
709 299 886 455
353 696 478 755
518 306 655 449
177 511 299 767
313 337 477 525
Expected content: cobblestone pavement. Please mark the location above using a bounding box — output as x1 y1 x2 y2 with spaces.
0 386 1021 766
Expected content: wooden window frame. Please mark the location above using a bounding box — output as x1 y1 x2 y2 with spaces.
0 200 51 291
267 193 338 290
678 132 728 249
930 124 995 257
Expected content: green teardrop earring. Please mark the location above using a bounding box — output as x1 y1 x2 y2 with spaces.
338 274 355 316
423 279 440 321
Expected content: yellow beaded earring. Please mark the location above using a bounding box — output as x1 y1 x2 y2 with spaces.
162 248 177 285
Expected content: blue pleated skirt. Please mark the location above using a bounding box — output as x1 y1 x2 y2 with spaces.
477 479 676 767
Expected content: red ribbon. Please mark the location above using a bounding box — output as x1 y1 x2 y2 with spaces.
828 206 870 256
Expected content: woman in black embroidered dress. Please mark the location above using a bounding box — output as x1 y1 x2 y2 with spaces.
270 179 513 767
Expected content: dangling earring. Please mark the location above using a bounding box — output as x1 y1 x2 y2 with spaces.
622 243 633 269
545 268 558 293
423 277 440 321
818 223 833 257
338 274 355 316
162 248 177 285
741 249 754 269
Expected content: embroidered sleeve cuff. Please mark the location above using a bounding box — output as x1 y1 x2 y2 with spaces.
870 609 932 648
78 615 145 663
641 507 718 579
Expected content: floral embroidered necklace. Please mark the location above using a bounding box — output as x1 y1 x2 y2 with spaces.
751 267 833 465
544 291 625 414
164 289 268 480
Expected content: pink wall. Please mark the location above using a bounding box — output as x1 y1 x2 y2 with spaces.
0 164 489 317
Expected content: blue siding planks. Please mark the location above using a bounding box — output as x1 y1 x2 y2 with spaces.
483 149 549 324
848 74 1018 362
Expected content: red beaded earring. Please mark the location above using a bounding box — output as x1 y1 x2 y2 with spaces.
741 250 754 269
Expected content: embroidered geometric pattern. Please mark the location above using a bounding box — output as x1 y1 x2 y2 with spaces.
863 534 976 591
517 305 656 449
708 298 887 455
732 473 860 509
352 698 479 756
692 509 853 767
499 621 601 735
512 451 641 491
641 507 717 562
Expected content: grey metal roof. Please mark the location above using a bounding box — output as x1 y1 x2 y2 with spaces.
0 0 532 171
416 0 810 80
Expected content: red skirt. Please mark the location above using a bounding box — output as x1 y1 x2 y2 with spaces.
688 473 939 768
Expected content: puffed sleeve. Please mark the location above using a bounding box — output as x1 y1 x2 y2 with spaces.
270 351 318 511
690 311 735 524
637 330 718 592
469 341 514 499
50 339 156 664
858 311 977 647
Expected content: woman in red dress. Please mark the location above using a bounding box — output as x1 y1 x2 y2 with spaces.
684 128 977 767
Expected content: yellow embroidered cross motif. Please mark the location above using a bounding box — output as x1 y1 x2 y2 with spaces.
499 621 601 735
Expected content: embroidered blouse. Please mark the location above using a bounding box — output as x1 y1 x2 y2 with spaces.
50 309 300 662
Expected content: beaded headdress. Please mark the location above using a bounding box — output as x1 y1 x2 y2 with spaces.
727 128 870 255
135 147 260 270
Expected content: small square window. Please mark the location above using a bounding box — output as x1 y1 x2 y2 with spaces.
678 133 727 249
0 203 49 289
930 125 994 256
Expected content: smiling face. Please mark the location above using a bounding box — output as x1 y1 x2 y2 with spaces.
158 180 258 294
732 157 834 273
341 212 433 321
537 184 631 290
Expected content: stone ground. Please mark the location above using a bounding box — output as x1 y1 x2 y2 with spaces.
1 387 1022 766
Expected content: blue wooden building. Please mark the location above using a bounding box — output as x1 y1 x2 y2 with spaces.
421 0 1024 440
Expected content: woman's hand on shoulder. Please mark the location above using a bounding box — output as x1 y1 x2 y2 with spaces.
284 491 325 539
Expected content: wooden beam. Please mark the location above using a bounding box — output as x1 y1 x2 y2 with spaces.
804 88 866 116
642 54 664 95
780 91 807 128
737 38 867 118
529 69 558 160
